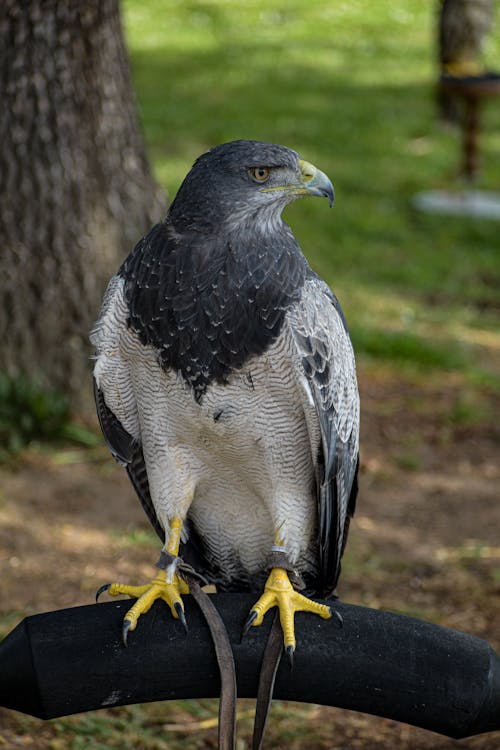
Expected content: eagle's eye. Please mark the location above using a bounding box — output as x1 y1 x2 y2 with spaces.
249 166 270 183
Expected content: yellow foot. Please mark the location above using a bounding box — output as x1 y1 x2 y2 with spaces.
243 568 332 659
96 571 189 645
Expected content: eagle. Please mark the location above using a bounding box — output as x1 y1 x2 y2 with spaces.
91 140 359 663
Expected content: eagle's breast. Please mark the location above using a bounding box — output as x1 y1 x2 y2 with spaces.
118 220 308 401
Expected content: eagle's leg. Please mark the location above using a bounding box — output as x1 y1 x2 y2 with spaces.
97 516 190 644
244 531 332 660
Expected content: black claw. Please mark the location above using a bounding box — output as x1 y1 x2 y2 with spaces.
241 610 258 641
122 619 132 647
331 608 343 628
174 601 188 633
286 644 294 671
95 583 111 603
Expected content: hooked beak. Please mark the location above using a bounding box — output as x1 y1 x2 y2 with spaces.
298 159 334 207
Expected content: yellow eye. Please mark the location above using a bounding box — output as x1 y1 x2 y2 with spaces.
249 166 270 182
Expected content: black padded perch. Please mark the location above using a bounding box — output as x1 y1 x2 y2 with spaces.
1 594 499 739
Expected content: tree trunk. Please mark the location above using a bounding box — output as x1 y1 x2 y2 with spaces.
0 0 167 404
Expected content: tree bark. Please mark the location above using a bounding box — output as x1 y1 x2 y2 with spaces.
0 0 166 403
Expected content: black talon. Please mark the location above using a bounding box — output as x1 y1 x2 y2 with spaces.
174 601 188 633
95 583 111 602
241 610 258 641
331 608 343 628
122 619 132 647
286 644 294 671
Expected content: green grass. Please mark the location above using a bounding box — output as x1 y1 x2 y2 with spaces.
122 0 500 390
0 374 99 460
109 527 159 548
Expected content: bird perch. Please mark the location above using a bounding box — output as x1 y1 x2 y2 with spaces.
1 594 499 739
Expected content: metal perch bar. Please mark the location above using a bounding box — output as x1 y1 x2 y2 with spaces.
1 594 499 739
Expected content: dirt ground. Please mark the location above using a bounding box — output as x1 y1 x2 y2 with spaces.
0 366 499 749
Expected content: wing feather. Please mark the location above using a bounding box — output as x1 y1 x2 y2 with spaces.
93 378 164 542
91 276 165 543
288 275 360 596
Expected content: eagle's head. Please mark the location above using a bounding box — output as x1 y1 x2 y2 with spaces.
167 140 334 233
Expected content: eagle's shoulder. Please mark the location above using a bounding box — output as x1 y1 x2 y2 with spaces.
286 274 358 424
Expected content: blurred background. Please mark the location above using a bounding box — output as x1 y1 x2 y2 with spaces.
1 1 499 748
